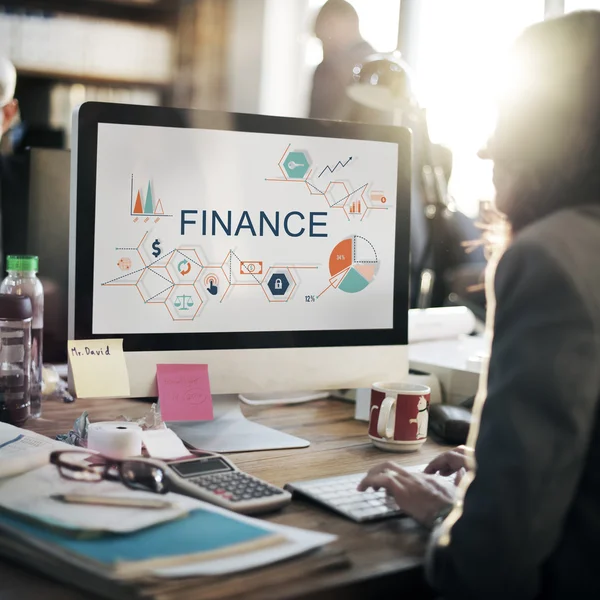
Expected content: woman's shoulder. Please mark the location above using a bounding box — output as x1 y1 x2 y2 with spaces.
499 205 600 316
514 205 600 258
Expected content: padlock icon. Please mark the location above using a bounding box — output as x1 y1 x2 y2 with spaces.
268 272 289 296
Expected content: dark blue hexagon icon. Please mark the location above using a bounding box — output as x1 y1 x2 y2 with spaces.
267 272 290 296
283 151 310 179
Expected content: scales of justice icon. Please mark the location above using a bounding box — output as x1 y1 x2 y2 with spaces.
174 294 195 310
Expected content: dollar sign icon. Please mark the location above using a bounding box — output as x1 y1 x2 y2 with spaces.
151 239 161 258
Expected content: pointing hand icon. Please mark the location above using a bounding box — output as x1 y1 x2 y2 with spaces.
207 281 218 296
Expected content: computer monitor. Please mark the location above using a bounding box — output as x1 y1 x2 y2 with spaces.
69 102 411 451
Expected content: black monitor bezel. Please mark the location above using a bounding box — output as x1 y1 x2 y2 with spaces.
74 101 411 351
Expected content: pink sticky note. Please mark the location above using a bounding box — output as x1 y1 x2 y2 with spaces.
156 364 214 422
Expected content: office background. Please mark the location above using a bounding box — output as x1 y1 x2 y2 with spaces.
0 0 595 219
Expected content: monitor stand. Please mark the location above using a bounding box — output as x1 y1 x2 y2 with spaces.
167 395 310 453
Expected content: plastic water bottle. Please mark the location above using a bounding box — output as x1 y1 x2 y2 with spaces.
0 256 44 418
0 294 32 425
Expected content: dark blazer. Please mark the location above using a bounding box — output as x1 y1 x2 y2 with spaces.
428 205 600 599
309 39 381 123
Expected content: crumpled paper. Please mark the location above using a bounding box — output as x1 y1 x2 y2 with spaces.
113 403 164 430
56 410 89 446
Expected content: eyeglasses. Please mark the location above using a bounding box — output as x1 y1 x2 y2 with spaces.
49 450 170 494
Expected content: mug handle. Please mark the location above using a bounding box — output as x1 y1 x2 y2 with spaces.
377 395 397 439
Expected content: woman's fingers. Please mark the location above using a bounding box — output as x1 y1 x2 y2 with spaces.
357 461 409 490
357 461 417 490
424 452 451 474
359 469 455 526
454 467 467 485
358 472 409 499
424 450 469 475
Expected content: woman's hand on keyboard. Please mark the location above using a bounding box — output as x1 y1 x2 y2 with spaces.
424 446 470 484
357 461 455 528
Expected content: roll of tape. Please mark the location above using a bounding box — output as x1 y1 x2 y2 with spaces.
87 421 142 459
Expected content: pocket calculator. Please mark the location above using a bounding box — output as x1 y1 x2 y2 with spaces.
164 453 291 515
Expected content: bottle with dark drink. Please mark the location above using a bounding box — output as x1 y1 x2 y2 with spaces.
0 294 32 425
0 256 43 418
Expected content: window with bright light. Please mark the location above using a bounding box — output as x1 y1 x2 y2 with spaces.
565 0 600 11
413 0 545 216
306 0 400 67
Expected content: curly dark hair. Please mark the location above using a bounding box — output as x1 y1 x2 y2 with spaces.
489 11 600 231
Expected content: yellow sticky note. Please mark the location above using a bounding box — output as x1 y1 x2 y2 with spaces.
67 339 130 399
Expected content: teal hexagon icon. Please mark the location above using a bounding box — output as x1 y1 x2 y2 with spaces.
283 151 311 179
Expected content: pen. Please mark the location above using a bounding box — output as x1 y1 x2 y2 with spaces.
50 494 173 510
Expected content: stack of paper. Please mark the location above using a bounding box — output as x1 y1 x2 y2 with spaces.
0 508 285 579
0 456 336 598
0 422 71 479
0 497 335 593
0 464 198 533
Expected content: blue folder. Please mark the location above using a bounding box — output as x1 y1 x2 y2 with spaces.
0 508 274 567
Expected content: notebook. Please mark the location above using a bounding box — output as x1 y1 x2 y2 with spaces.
0 508 285 580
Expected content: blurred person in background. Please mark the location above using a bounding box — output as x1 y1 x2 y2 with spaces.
358 11 600 599
310 0 380 123
0 57 18 145
311 1 485 309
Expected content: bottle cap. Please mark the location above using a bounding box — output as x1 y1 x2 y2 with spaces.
6 255 38 272
0 294 32 320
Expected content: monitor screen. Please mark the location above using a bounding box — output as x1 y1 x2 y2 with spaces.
93 124 400 335
72 104 410 356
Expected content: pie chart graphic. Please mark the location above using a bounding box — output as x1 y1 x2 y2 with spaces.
328 236 379 294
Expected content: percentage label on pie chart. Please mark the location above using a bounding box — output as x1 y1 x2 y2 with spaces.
329 235 379 293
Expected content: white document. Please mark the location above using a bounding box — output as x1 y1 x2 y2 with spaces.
408 306 477 343
141 427 191 460
0 422 70 479
0 464 200 533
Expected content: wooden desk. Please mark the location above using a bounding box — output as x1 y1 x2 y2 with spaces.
0 397 450 600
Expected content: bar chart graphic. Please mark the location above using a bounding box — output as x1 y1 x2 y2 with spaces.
348 199 362 215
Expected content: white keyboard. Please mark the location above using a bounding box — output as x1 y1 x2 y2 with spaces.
285 464 450 523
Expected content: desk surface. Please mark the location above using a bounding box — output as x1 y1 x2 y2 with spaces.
0 397 449 600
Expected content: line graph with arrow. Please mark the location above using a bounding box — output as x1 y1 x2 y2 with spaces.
318 156 353 178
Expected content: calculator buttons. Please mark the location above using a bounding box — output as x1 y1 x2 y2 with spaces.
186 471 287 505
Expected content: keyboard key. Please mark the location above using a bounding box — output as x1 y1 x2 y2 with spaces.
331 497 357 507
368 499 384 507
317 492 339 500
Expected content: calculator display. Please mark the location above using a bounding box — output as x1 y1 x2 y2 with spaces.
170 457 233 477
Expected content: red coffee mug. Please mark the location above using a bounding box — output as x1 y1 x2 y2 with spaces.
368 381 431 452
